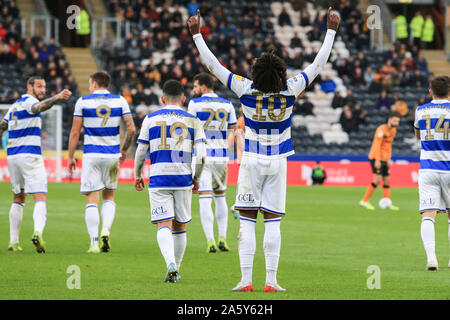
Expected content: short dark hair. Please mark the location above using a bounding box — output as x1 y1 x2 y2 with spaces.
430 75 450 98
193 73 214 89
251 52 287 93
162 80 184 99
90 71 111 88
388 111 402 119
27 76 44 86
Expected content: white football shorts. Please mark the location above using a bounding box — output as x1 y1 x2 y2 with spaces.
234 155 287 215
148 189 192 224
198 163 228 193
80 157 119 193
418 171 450 213
7 155 47 194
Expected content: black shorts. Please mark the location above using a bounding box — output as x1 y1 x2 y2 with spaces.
370 159 389 177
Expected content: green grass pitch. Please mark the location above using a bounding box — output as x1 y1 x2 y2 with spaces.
1 182 450 300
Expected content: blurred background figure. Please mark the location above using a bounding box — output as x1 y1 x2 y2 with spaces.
311 161 327 185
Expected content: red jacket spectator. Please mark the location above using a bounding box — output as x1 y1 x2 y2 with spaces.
0 23 6 41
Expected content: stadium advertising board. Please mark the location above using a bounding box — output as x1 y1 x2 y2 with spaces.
0 158 420 187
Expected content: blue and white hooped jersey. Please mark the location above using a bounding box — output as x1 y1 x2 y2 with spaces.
137 105 206 190
414 99 450 172
187 93 237 162
74 90 131 158
3 94 42 158
225 73 308 159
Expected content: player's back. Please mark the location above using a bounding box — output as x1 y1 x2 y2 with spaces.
188 93 237 162
225 74 307 159
138 105 205 190
414 99 450 172
74 90 131 158
3 94 42 158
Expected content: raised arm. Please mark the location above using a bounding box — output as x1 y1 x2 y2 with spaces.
31 89 72 114
188 10 233 88
299 8 340 88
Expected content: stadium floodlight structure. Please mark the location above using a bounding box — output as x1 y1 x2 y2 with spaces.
0 104 63 182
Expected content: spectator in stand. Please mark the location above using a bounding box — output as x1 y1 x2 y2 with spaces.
376 90 393 110
335 58 351 79
314 11 327 33
278 8 292 26
294 96 314 116
332 91 345 109
380 60 397 78
412 69 427 87
187 0 200 16
307 24 322 42
392 94 408 116
364 66 375 87
352 68 365 87
320 75 337 93
340 105 358 134
398 65 412 87
352 103 367 130
0 23 7 41
415 52 428 74
344 89 357 108
127 40 141 61
300 8 310 26
290 32 302 49
147 85 160 105
132 84 147 105
122 85 133 105
243 1 256 16
402 52 415 71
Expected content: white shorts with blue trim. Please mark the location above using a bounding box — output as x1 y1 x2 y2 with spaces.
80 157 119 193
7 155 47 194
148 189 192 224
418 171 450 213
199 163 228 193
234 156 287 215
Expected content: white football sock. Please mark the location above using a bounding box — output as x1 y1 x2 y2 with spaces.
173 230 187 270
214 194 228 239
421 217 436 263
9 202 24 244
85 204 99 247
101 200 116 235
157 226 176 268
263 218 282 284
238 217 257 284
199 196 215 242
33 201 47 234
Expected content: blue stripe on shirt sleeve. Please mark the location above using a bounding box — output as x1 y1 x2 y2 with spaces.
227 73 234 89
137 139 149 144
301 72 309 87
